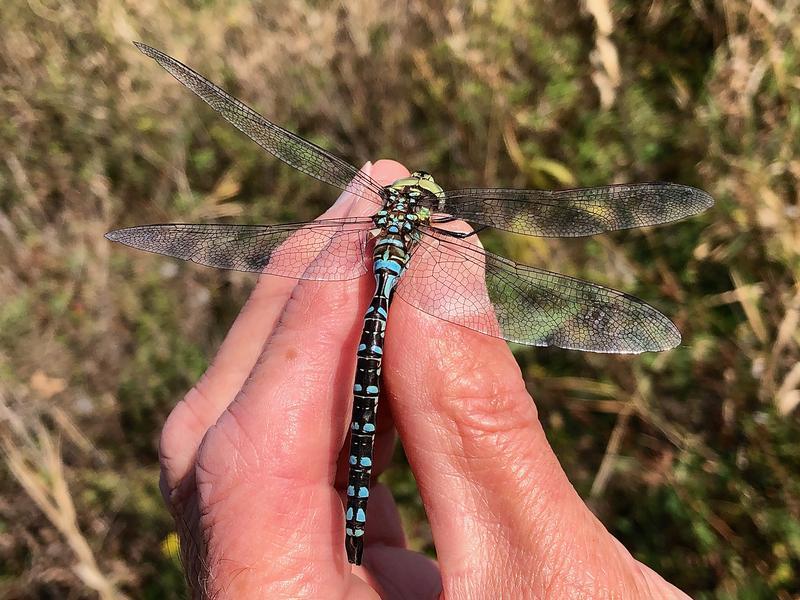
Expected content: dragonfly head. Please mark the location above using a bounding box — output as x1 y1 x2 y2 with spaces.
388 171 444 199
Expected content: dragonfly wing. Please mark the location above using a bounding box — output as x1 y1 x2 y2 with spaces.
134 42 384 205
433 183 713 237
106 218 372 281
397 229 680 353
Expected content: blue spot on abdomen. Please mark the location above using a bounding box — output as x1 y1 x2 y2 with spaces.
374 259 402 275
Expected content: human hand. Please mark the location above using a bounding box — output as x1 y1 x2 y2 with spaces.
159 160 689 599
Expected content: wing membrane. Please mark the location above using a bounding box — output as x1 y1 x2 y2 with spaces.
105 218 372 280
397 229 680 353
433 183 713 237
134 42 384 205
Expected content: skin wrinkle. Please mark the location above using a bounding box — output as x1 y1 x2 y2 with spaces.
636 567 685 599
217 392 265 470
212 543 301 599
204 482 332 596
446 401 542 503
538 527 643 599
441 567 510 600
202 519 258 596
208 395 324 486
392 326 541 470
220 300 356 474
401 334 570 584
533 502 610 597
195 418 354 580
538 539 580 599
422 328 528 407
393 430 492 571
159 389 207 482
392 318 536 458
506 558 539 600
187 377 225 426
197 466 276 543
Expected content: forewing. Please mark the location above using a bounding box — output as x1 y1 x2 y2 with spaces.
106 218 372 281
397 229 680 353
433 183 713 237
134 42 384 205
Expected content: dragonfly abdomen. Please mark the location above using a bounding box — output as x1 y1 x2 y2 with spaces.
344 235 409 564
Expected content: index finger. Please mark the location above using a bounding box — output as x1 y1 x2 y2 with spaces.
190 161 410 595
159 163 368 493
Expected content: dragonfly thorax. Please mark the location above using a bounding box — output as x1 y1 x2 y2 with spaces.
374 180 433 237
371 176 435 278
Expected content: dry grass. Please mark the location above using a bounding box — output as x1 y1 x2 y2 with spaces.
1 390 130 599
0 0 798 597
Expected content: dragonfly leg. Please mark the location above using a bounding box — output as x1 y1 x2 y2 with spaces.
431 224 488 239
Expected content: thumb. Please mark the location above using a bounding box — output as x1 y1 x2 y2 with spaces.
385 283 688 599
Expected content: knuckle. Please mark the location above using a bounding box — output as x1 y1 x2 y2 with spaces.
429 332 536 444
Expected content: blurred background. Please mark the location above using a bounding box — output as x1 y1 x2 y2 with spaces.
1 0 798 598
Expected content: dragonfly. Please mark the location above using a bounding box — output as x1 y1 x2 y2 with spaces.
107 42 713 565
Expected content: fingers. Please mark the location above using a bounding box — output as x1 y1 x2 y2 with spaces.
384 248 660 596
159 163 367 493
190 161 410 589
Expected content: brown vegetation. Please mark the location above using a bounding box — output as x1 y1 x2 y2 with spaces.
1 0 798 597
